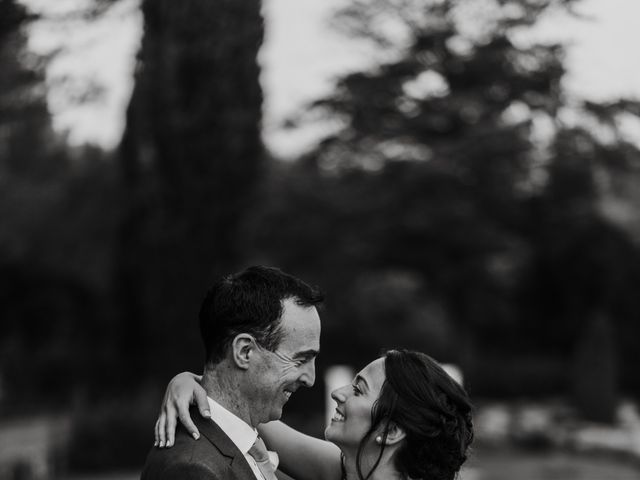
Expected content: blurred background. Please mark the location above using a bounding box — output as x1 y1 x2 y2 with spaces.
1 0 640 478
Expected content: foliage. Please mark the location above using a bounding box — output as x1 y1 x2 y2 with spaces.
0 1 123 405
572 313 617 422
0 0 61 180
114 0 265 383
66 390 159 472
2 0 640 442
252 0 640 409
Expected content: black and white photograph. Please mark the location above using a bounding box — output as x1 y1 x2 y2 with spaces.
1 1 640 479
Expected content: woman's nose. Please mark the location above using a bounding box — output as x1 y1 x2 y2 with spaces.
331 384 349 403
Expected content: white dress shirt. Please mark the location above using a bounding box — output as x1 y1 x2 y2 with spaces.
206 397 278 480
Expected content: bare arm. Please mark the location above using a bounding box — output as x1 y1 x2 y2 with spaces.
259 421 342 480
156 372 343 480
155 372 210 447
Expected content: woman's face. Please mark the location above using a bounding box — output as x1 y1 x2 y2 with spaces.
324 357 386 448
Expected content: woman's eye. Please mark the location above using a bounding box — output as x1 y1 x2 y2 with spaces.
352 384 362 395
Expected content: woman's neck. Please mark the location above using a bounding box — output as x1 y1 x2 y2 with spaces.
341 447 404 480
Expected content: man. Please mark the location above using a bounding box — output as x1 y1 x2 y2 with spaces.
141 266 323 480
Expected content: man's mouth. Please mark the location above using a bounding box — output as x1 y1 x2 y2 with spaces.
283 390 293 400
331 409 345 422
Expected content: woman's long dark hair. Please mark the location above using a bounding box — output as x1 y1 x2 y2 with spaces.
353 350 474 480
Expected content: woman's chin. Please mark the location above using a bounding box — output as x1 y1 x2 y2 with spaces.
324 424 341 444
324 424 334 441
326 425 357 451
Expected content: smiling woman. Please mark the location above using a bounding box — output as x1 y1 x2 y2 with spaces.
158 349 473 480
324 359 386 449
325 351 473 480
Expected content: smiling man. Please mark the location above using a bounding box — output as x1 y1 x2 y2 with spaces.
141 266 323 480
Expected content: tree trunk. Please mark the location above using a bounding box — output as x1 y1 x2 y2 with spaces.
115 0 264 381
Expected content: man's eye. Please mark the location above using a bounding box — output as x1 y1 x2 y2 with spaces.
352 384 362 395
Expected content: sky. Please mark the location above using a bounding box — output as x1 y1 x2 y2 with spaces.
19 0 640 157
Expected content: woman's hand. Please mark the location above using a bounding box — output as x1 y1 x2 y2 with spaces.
154 372 209 448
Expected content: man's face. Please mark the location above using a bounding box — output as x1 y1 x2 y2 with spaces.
249 298 321 425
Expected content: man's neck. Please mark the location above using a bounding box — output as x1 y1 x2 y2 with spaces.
201 366 254 427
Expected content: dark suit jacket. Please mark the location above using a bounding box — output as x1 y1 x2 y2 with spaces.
141 407 257 480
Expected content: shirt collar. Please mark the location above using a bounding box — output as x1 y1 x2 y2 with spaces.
207 396 257 454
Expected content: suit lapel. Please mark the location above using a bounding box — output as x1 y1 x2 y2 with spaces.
191 407 257 480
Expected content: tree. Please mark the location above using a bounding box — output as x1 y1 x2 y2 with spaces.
116 0 265 381
255 0 640 405
259 0 569 364
0 0 119 405
572 312 617 422
0 0 63 179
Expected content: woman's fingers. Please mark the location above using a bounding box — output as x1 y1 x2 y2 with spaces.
165 405 177 447
194 386 211 419
154 418 160 447
178 403 200 441
153 371 208 448
157 411 167 448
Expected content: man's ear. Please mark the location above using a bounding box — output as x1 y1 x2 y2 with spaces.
375 423 406 446
231 334 255 370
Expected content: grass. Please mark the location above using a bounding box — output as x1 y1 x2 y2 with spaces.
461 446 640 480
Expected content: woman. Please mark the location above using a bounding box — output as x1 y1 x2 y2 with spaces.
155 349 473 480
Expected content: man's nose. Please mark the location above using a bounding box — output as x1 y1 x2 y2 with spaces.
300 358 316 387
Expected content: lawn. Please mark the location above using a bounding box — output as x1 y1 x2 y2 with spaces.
461 447 640 480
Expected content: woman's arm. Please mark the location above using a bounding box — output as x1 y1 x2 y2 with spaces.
156 372 343 480
155 372 209 447
259 421 342 480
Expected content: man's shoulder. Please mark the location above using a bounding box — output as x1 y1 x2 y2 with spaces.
141 429 227 479
142 460 217 480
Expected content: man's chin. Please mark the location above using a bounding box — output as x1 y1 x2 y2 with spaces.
268 408 284 423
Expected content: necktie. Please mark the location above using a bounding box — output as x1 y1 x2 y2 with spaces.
248 436 278 480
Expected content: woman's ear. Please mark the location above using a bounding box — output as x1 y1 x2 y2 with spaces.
375 423 406 446
231 334 254 369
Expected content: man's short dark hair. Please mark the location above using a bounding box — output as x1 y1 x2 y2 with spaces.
199 265 324 365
